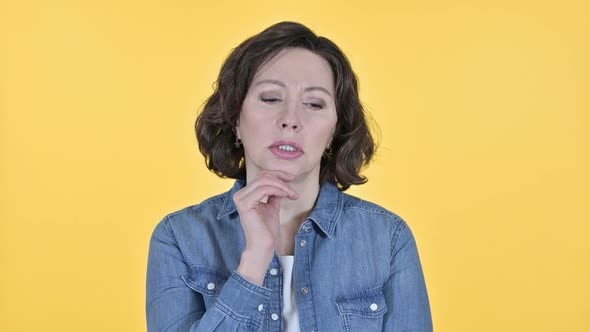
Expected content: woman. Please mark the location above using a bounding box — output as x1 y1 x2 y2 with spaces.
146 21 433 332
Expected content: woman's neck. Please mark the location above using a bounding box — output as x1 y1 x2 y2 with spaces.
245 170 321 226
277 177 319 255
245 170 321 256
278 176 319 226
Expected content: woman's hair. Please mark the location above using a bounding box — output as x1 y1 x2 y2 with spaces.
195 21 378 191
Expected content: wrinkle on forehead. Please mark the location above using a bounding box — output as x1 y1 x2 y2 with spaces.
251 47 335 94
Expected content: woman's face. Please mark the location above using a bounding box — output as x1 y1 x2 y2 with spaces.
236 47 337 182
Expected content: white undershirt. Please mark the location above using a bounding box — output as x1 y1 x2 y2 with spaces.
278 255 300 332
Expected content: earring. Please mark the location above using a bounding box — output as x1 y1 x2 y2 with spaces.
234 137 242 148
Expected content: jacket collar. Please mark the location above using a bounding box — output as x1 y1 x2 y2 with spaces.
217 178 343 238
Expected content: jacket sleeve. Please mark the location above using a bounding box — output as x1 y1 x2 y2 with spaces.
146 217 271 331
382 219 433 331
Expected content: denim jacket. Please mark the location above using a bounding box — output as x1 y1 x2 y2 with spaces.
146 179 433 331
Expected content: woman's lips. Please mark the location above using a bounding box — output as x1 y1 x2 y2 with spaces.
269 140 304 160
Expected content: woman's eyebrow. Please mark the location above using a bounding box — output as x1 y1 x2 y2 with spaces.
254 79 332 97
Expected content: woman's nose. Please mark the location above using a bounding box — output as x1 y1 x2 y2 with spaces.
278 103 303 131
281 122 300 130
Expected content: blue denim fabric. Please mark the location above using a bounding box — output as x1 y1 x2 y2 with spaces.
146 179 433 331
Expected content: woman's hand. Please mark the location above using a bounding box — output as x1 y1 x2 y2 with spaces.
233 170 299 285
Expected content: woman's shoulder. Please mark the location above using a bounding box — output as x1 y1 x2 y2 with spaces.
164 191 227 221
155 182 240 233
339 190 408 229
330 190 416 251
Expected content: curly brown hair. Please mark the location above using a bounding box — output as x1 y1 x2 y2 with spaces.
195 21 378 191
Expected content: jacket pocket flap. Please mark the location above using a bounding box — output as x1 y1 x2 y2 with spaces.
335 285 388 317
181 265 230 295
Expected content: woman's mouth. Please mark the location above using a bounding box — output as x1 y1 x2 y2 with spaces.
277 145 297 152
269 141 304 160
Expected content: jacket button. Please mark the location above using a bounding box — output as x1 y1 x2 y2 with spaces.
300 287 309 294
299 240 307 247
207 282 215 290
271 313 279 321
370 303 378 311
258 304 264 312
269 268 278 276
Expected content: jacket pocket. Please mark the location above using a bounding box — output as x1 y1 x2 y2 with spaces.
181 265 230 308
334 285 388 332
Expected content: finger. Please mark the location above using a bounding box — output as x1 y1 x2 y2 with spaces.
258 170 296 183
237 174 299 199
257 173 299 198
236 185 292 210
266 195 283 211
235 181 297 203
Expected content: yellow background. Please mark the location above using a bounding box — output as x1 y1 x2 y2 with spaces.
1 0 588 331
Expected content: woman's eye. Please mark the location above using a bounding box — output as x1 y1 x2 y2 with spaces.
260 97 281 103
305 102 324 110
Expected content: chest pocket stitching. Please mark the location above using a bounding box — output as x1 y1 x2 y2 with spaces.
181 265 230 296
334 285 388 318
